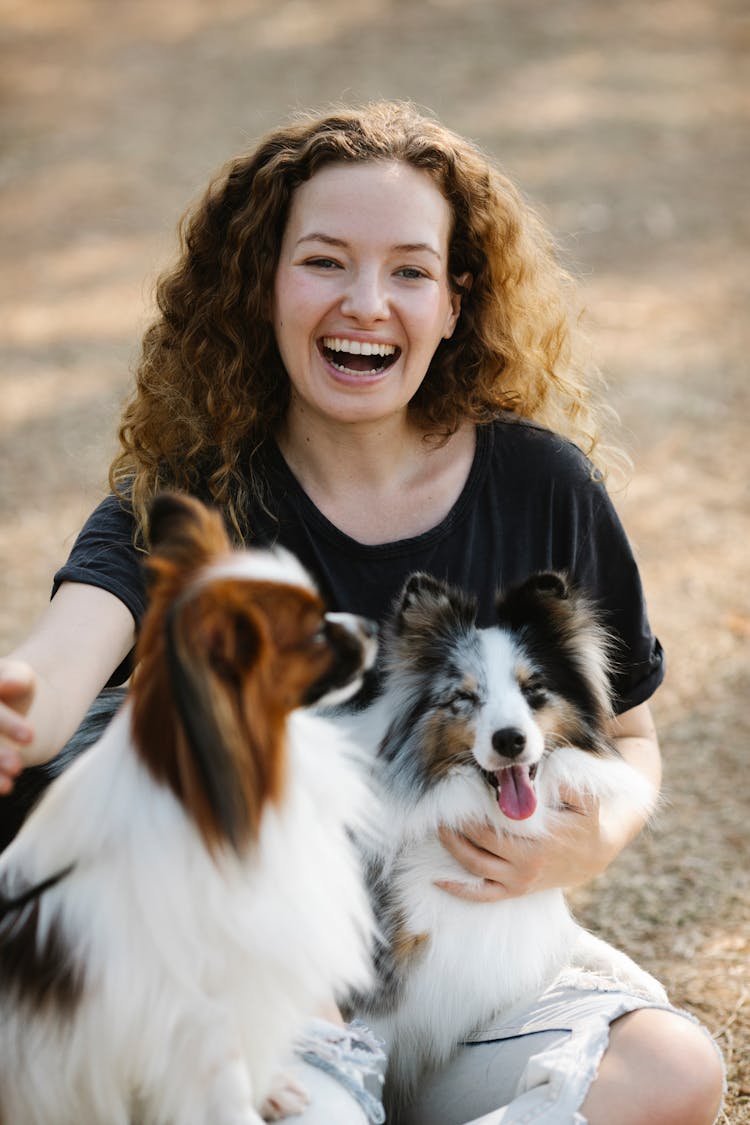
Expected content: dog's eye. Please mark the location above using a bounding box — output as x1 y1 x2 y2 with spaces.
446 689 479 714
521 678 548 709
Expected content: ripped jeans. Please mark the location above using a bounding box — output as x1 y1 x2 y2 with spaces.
292 970 724 1125
392 969 724 1125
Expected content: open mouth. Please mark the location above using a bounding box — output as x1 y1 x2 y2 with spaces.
482 761 539 822
320 337 401 377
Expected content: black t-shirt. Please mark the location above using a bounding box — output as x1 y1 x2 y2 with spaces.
53 417 665 713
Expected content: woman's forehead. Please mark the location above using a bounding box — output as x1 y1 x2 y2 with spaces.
283 160 453 250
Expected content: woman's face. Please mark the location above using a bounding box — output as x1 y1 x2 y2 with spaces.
272 160 463 430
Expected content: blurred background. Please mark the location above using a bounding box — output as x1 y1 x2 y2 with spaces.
1 0 748 1118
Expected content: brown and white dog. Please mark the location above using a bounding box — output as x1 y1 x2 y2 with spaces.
0 493 378 1125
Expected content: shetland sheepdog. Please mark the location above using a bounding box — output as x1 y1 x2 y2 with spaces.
343 570 667 1113
0 493 378 1125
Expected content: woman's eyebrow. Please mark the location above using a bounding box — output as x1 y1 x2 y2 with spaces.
393 242 442 261
295 233 442 260
296 232 347 249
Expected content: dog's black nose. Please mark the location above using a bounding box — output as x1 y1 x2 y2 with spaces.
492 727 526 758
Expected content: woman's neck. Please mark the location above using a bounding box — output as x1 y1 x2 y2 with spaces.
275 406 477 545
277 407 425 494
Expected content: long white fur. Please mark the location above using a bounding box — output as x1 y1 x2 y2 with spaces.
347 620 667 1109
0 637 376 1125
196 545 316 592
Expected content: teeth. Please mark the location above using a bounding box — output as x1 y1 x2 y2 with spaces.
322 337 397 358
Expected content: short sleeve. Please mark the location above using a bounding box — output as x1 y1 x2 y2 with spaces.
565 477 665 713
482 420 665 715
52 493 146 685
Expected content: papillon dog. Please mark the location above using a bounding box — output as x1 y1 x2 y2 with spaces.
343 570 667 1113
0 492 378 1125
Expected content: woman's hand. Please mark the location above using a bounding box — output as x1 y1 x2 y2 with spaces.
436 703 662 903
0 658 36 793
435 788 614 902
0 583 137 792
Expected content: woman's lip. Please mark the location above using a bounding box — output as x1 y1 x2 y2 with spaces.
321 336 400 358
320 351 393 385
317 339 400 384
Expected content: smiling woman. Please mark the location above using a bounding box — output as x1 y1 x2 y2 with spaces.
97 100 608 548
272 161 463 433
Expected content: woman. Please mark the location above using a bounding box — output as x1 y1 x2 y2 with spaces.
0 102 724 1124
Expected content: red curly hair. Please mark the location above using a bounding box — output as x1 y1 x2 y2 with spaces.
111 101 613 543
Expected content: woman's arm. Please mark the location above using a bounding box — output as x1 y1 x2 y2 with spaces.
0 583 135 791
435 702 661 902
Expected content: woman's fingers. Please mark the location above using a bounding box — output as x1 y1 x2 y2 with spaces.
434 877 509 903
0 751 24 793
0 660 37 791
0 660 36 715
436 823 544 898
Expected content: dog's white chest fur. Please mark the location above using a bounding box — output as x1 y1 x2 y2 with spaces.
380 844 577 1038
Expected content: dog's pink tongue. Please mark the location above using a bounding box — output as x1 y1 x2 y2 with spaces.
497 765 538 821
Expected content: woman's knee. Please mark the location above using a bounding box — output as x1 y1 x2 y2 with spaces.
582 1008 724 1125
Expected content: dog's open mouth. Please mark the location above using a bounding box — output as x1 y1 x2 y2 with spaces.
320 338 401 376
483 762 539 821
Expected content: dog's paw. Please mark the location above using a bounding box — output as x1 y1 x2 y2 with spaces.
260 1071 310 1120
617 963 669 1004
572 933 669 1004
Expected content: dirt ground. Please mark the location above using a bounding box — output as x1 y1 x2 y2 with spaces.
1 0 748 1119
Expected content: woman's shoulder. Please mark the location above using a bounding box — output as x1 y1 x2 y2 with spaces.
485 413 603 488
79 491 139 534
52 491 144 615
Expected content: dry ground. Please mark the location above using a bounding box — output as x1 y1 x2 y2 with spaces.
1 0 748 1119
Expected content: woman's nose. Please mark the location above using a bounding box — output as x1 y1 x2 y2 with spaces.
339 269 389 323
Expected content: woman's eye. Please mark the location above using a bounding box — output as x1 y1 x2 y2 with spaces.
396 267 428 280
305 257 340 270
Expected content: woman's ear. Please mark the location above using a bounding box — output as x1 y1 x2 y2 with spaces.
443 272 472 339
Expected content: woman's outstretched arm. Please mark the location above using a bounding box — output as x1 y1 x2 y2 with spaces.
0 582 135 791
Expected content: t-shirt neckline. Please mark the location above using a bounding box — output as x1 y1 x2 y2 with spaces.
268 424 492 557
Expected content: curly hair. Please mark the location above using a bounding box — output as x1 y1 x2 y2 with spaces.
111 100 615 544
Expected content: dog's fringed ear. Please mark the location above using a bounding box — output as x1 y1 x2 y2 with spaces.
162 594 259 852
395 572 477 638
133 493 287 853
495 571 571 630
525 572 570 600
146 492 232 575
398 573 449 628
134 569 285 855
496 571 615 742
